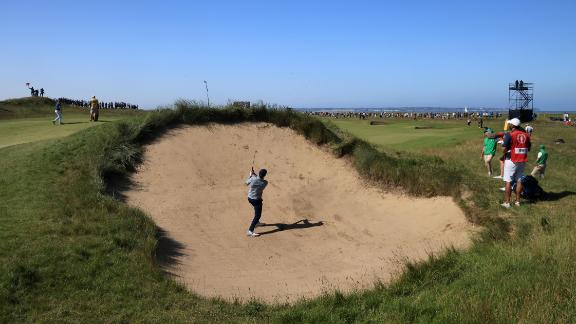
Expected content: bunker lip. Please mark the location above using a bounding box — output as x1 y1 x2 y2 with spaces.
125 123 474 303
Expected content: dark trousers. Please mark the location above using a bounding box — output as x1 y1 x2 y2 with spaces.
248 198 263 232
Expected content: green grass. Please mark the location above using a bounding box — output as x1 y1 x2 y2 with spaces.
0 117 119 149
0 97 142 148
329 118 489 151
1 100 576 322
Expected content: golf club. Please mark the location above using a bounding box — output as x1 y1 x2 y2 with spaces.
251 150 258 172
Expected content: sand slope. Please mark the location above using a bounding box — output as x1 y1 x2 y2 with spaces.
125 123 474 303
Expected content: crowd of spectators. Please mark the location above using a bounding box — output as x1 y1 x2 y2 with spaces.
57 98 139 110
305 110 503 120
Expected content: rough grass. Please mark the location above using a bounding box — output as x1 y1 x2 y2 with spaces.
1 101 575 322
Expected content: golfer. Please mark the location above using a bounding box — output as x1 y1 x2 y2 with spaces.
52 100 63 125
245 168 268 237
501 118 531 208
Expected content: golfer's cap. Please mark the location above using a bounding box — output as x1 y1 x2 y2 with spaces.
540 144 545 149
485 127 493 133
508 118 521 127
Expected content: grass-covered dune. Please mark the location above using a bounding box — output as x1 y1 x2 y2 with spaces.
1 100 575 322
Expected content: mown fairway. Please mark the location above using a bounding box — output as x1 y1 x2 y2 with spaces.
0 117 116 149
329 118 487 151
1 99 576 322
0 98 139 149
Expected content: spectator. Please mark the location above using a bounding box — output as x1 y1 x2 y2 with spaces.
531 144 548 179
481 128 497 177
501 118 531 208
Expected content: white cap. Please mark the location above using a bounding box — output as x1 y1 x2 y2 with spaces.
508 118 521 126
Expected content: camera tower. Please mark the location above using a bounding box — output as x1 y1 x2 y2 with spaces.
508 80 534 122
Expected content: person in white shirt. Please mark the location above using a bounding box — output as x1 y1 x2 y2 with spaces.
245 168 268 237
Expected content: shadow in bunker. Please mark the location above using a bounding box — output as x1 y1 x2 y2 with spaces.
257 219 324 236
155 228 186 276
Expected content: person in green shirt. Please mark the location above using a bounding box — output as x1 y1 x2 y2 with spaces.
481 128 497 176
531 144 548 178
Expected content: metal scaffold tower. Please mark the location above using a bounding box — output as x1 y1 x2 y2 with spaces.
508 80 534 122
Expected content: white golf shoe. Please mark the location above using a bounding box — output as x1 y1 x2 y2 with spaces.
246 230 260 237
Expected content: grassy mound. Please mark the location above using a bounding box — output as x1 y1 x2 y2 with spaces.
1 101 575 322
0 97 58 119
0 96 56 106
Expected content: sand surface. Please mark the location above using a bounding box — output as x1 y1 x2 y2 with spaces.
125 123 474 303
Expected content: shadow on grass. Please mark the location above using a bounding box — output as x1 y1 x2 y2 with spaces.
62 122 90 125
257 219 324 236
155 228 186 276
105 172 133 202
544 191 576 201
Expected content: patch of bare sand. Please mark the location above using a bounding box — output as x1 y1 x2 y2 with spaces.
125 123 475 303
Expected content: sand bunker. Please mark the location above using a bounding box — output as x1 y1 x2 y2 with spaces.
126 123 474 303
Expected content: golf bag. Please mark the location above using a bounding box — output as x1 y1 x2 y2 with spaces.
511 175 545 201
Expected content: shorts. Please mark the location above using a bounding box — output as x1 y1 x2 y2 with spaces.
503 160 525 183
483 154 494 162
531 164 546 176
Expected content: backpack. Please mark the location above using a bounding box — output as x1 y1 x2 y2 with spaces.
512 175 545 201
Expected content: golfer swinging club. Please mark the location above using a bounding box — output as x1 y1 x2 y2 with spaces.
245 167 268 237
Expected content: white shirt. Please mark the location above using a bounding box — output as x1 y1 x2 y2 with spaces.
245 174 268 200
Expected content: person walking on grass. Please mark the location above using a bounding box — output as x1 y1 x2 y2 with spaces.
245 168 268 237
501 118 531 208
89 96 99 122
481 128 497 176
531 144 548 178
485 130 505 179
52 100 63 125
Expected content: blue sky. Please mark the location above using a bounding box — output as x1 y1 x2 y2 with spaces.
1 0 574 109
